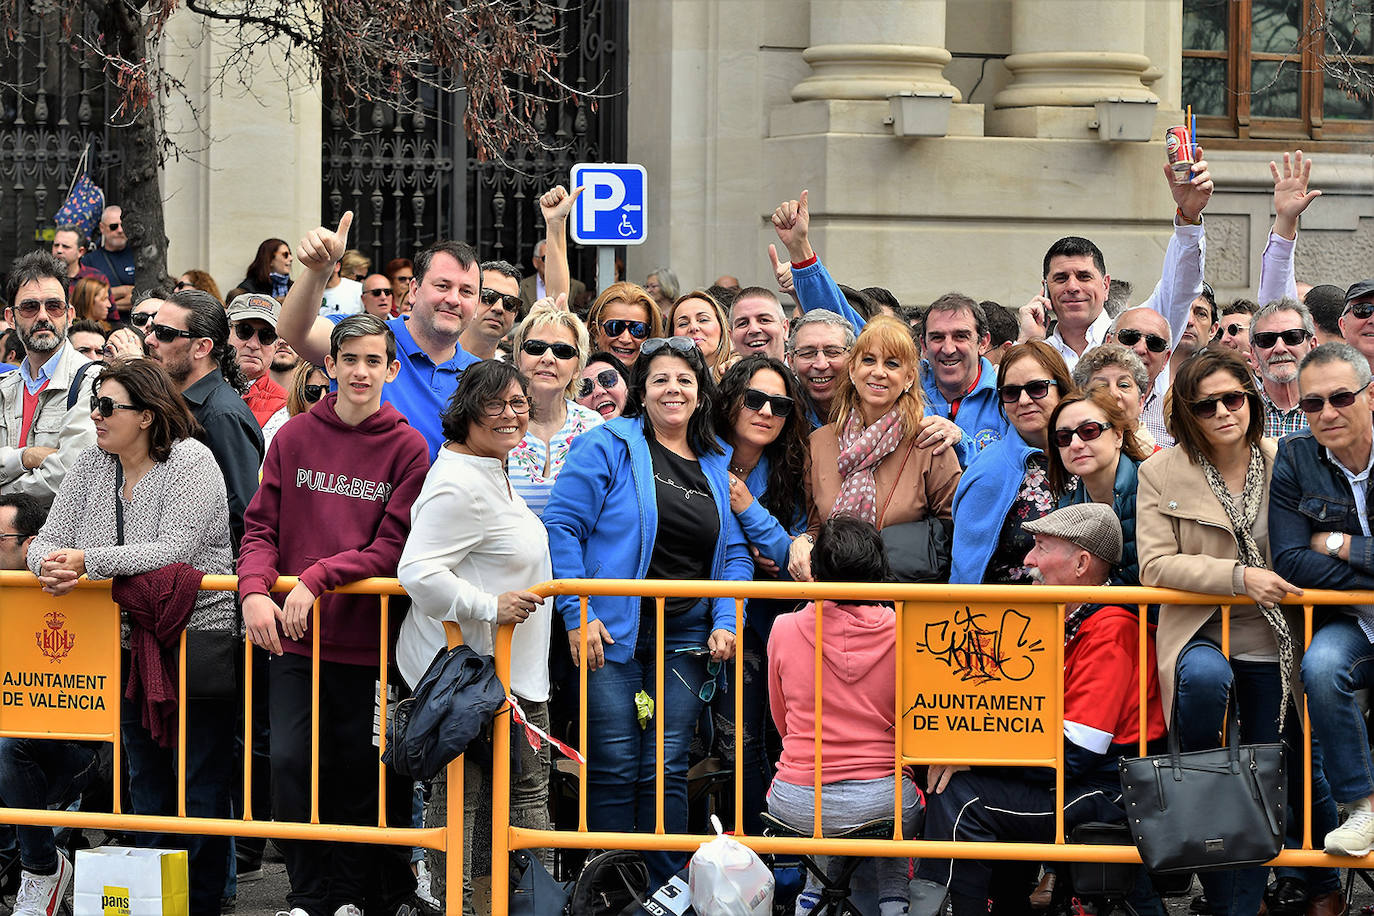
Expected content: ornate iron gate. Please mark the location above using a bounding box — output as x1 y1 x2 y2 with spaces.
0 4 123 275
321 0 628 296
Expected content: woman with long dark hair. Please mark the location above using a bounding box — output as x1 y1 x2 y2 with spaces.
236 238 292 299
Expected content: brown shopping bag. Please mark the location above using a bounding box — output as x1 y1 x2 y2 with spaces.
74 847 189 916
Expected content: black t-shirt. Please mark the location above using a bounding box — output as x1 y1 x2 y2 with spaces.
643 437 719 617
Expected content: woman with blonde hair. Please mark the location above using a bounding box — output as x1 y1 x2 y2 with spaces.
71 276 113 332
788 315 961 581
586 281 662 368
670 290 733 379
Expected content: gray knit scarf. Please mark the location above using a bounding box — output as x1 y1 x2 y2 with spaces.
1198 444 1294 729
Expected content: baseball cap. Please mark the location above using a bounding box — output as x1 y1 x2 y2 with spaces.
226 293 280 327
1345 279 1374 306
1021 502 1123 564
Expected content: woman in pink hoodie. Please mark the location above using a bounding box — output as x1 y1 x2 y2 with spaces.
767 515 919 916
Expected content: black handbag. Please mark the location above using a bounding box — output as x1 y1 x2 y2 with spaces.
1117 686 1287 873
876 441 953 583
510 849 571 916
115 463 239 700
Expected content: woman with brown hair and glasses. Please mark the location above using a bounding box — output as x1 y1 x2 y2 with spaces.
950 340 1075 584
27 358 234 915
1045 385 1153 585
585 281 662 368
1137 347 1339 916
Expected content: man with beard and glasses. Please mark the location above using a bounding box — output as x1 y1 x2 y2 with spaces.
0 251 98 504
145 289 263 548
1248 297 1318 438
102 291 167 363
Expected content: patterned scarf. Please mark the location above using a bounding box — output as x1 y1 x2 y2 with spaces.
831 408 905 525
1198 444 1294 729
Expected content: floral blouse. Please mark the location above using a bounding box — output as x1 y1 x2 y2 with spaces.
984 454 1053 584
507 399 603 519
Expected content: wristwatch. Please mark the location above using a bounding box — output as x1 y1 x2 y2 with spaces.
1326 532 1345 558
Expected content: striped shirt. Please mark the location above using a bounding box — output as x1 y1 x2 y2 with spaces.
507 400 603 518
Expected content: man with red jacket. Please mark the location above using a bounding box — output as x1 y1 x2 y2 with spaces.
237 314 430 916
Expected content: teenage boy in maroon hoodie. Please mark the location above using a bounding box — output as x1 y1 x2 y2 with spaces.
237 313 431 916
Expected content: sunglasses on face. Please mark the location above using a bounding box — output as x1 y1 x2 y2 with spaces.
578 369 622 399
1221 322 1247 338
14 299 66 319
104 222 121 232
742 387 795 418
149 323 196 344
998 379 1058 403
1346 303 1374 321
1114 328 1169 353
129 311 155 329
233 322 278 346
639 336 697 359
90 394 140 418
364 287 392 298
1252 328 1310 349
1052 420 1112 449
480 288 525 315
174 280 193 291
1298 384 1370 415
303 384 327 403
521 339 578 360
1190 390 1248 418
601 319 651 340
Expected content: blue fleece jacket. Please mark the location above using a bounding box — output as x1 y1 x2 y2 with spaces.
793 257 865 332
950 432 1041 584
542 415 754 664
735 454 806 575
1058 455 1141 586
921 356 1010 458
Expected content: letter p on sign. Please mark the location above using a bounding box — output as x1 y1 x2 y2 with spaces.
570 163 647 246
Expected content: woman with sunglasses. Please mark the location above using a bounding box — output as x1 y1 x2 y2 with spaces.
769 516 920 916
950 341 1074 584
28 359 235 915
671 290 734 380
711 354 810 834
1045 387 1152 585
236 238 292 299
787 316 961 582
261 362 328 456
174 270 224 305
586 281 662 367
396 360 554 916
1071 343 1157 451
544 335 752 885
575 352 630 420
507 306 603 518
1136 347 1335 916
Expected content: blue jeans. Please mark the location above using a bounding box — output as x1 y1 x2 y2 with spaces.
1173 638 1339 916
584 629 711 885
1302 615 1374 803
711 624 771 837
121 693 235 916
0 738 98 874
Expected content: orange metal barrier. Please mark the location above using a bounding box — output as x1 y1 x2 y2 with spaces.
0 571 466 913
487 579 1374 916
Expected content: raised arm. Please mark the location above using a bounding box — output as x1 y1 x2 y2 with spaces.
1139 153 1212 347
279 212 355 365
1258 150 1321 306
771 189 865 331
539 185 583 309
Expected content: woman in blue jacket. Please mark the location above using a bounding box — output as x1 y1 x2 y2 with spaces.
950 341 1074 585
712 354 810 834
543 336 753 882
1045 386 1151 585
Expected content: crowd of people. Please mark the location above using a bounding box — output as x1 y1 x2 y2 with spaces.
0 147 1370 916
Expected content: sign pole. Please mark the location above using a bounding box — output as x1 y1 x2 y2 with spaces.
598 246 616 294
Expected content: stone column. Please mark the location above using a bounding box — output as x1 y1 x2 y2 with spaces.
993 0 1156 111
792 0 960 102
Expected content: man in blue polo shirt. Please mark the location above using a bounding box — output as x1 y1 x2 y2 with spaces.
278 212 480 458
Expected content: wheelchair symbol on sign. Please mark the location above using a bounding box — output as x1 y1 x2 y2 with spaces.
618 205 642 238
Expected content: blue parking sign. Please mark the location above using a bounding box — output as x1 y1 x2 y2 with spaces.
570 163 647 246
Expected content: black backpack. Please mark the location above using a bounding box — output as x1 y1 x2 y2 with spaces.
570 850 650 916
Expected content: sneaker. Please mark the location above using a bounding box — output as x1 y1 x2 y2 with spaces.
1325 796 1374 855
414 860 440 911
273 910 309 916
334 906 364 916
12 852 72 916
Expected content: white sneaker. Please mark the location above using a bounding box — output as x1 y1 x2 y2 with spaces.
273 910 309 916
1326 796 1374 855
414 859 441 910
12 851 72 916
334 906 364 916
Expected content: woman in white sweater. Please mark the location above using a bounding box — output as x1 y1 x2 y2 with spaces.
395 359 551 916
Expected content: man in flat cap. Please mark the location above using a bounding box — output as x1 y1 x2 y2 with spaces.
911 503 1168 916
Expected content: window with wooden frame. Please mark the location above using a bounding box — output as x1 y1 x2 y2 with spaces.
1183 0 1374 141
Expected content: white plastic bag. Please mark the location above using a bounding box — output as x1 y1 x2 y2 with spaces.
688 815 774 916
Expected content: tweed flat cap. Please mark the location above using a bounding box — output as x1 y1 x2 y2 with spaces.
1021 502 1123 564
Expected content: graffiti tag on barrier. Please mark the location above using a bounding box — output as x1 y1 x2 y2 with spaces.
913 606 1045 684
